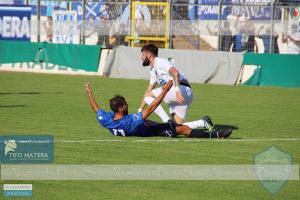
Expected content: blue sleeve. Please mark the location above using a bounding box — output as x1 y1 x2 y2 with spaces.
130 112 144 127
96 109 111 125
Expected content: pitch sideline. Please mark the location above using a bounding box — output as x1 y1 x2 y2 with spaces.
56 138 300 143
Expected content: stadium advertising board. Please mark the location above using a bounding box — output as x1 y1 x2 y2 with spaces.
0 62 102 76
0 6 31 41
198 0 229 20
198 0 281 20
0 46 107 76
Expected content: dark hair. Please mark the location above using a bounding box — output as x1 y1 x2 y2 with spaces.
141 44 158 56
109 95 127 112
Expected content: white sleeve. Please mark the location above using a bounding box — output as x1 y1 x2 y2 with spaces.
156 58 172 73
150 70 157 84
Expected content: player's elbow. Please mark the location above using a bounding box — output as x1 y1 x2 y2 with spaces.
91 104 99 113
144 90 153 97
147 104 156 114
170 67 179 77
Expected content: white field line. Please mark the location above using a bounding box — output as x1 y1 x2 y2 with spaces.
56 138 300 143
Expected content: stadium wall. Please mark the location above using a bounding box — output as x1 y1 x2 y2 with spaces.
1 42 299 88
103 46 244 85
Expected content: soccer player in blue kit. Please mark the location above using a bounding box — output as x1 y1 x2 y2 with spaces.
85 81 232 138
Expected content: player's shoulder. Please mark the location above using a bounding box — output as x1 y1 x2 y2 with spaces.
123 112 143 125
96 109 110 115
154 57 171 68
128 112 143 120
96 109 114 121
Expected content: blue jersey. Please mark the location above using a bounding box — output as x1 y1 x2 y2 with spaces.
96 109 152 137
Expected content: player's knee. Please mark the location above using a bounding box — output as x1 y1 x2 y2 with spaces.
144 90 154 98
175 119 185 125
172 114 185 125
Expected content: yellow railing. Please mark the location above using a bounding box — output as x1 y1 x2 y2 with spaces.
128 0 169 48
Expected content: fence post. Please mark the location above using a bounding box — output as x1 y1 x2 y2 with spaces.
67 1 71 11
80 0 86 44
130 0 135 47
217 0 224 51
165 1 170 48
270 0 278 53
37 0 41 42
169 0 173 49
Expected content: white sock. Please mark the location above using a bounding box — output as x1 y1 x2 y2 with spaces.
144 96 170 122
183 119 205 129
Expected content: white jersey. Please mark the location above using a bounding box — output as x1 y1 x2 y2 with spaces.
150 57 187 85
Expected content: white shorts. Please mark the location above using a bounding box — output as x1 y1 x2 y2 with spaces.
152 85 194 119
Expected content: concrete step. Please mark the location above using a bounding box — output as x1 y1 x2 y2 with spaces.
172 35 215 51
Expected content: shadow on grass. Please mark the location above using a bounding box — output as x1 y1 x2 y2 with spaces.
0 92 63 95
0 92 41 95
0 105 27 108
226 137 242 140
214 124 239 131
214 125 240 140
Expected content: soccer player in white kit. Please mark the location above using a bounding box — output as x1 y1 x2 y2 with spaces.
138 44 214 131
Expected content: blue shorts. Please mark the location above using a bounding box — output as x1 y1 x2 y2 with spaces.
144 120 177 137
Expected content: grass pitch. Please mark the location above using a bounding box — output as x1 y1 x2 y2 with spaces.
0 71 299 200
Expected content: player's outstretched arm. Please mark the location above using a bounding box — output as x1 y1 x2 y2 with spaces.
141 80 173 120
138 83 157 112
85 81 99 113
169 67 184 104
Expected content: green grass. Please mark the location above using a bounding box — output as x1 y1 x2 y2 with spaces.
0 71 299 200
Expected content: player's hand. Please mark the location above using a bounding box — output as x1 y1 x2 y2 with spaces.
176 92 185 104
85 81 92 94
162 80 173 92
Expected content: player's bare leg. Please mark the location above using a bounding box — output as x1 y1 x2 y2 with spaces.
174 124 190 136
171 111 214 131
171 113 185 124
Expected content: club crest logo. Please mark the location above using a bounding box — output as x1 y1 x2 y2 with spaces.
254 145 292 195
291 7 300 20
4 140 17 156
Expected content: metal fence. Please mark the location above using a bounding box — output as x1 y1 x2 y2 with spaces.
0 0 300 54
170 0 300 54
0 0 131 46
